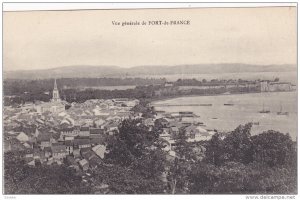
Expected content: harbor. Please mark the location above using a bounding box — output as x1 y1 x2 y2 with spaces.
153 91 297 140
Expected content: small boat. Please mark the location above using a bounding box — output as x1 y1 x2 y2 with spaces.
224 103 234 106
259 103 270 113
277 103 289 116
211 117 218 120
277 111 289 115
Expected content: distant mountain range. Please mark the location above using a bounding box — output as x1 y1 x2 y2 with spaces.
4 64 297 80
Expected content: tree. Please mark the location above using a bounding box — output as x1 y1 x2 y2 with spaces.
104 119 167 193
153 118 165 135
131 99 156 118
4 152 89 194
93 164 165 194
204 132 225 166
167 129 196 194
251 130 295 167
222 123 254 164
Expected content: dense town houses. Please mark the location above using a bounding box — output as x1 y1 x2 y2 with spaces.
3 79 226 172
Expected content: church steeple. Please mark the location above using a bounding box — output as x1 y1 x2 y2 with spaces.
54 79 58 90
52 79 61 102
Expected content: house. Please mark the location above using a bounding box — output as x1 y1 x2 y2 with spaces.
60 119 71 126
23 142 33 149
78 159 89 171
89 156 103 169
79 126 90 137
105 122 119 132
160 128 171 141
92 144 106 159
80 148 102 169
74 138 91 149
4 140 11 152
90 128 105 145
185 126 213 142
16 132 29 142
90 128 105 137
7 138 27 152
44 147 52 158
73 148 81 159
81 148 97 161
165 82 174 87
155 111 166 119
60 127 79 137
51 144 67 160
185 125 200 139
144 118 155 127
37 132 52 150
94 118 105 127
27 158 36 166
169 126 179 137
194 131 213 141
24 148 34 158
65 140 74 154
65 136 75 141
90 137 104 146
33 148 47 163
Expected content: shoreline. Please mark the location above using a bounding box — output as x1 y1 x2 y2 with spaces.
149 90 297 105
149 91 297 141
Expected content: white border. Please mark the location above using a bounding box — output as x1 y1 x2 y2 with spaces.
2 2 298 12
1 2 299 200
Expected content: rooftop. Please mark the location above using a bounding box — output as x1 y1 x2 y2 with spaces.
51 145 67 153
90 128 105 135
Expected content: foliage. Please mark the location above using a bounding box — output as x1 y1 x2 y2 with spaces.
188 161 297 194
222 123 254 164
131 99 156 118
4 152 89 194
167 129 197 194
196 124 297 194
4 122 297 194
251 130 295 167
204 132 225 166
103 118 167 193
93 164 165 194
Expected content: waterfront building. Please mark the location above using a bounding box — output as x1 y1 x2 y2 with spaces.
260 81 293 92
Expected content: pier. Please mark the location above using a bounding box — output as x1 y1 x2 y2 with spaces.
154 103 213 107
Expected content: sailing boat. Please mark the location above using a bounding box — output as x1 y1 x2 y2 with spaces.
277 103 289 115
259 103 270 113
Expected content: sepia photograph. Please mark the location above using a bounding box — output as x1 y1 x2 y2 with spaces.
2 2 298 196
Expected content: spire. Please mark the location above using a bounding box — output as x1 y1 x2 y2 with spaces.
52 79 61 102
54 79 58 90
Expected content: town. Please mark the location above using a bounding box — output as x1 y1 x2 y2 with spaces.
4 79 216 172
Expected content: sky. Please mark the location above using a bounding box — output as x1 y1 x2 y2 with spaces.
3 7 297 71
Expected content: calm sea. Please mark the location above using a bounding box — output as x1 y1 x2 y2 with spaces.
153 91 298 140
